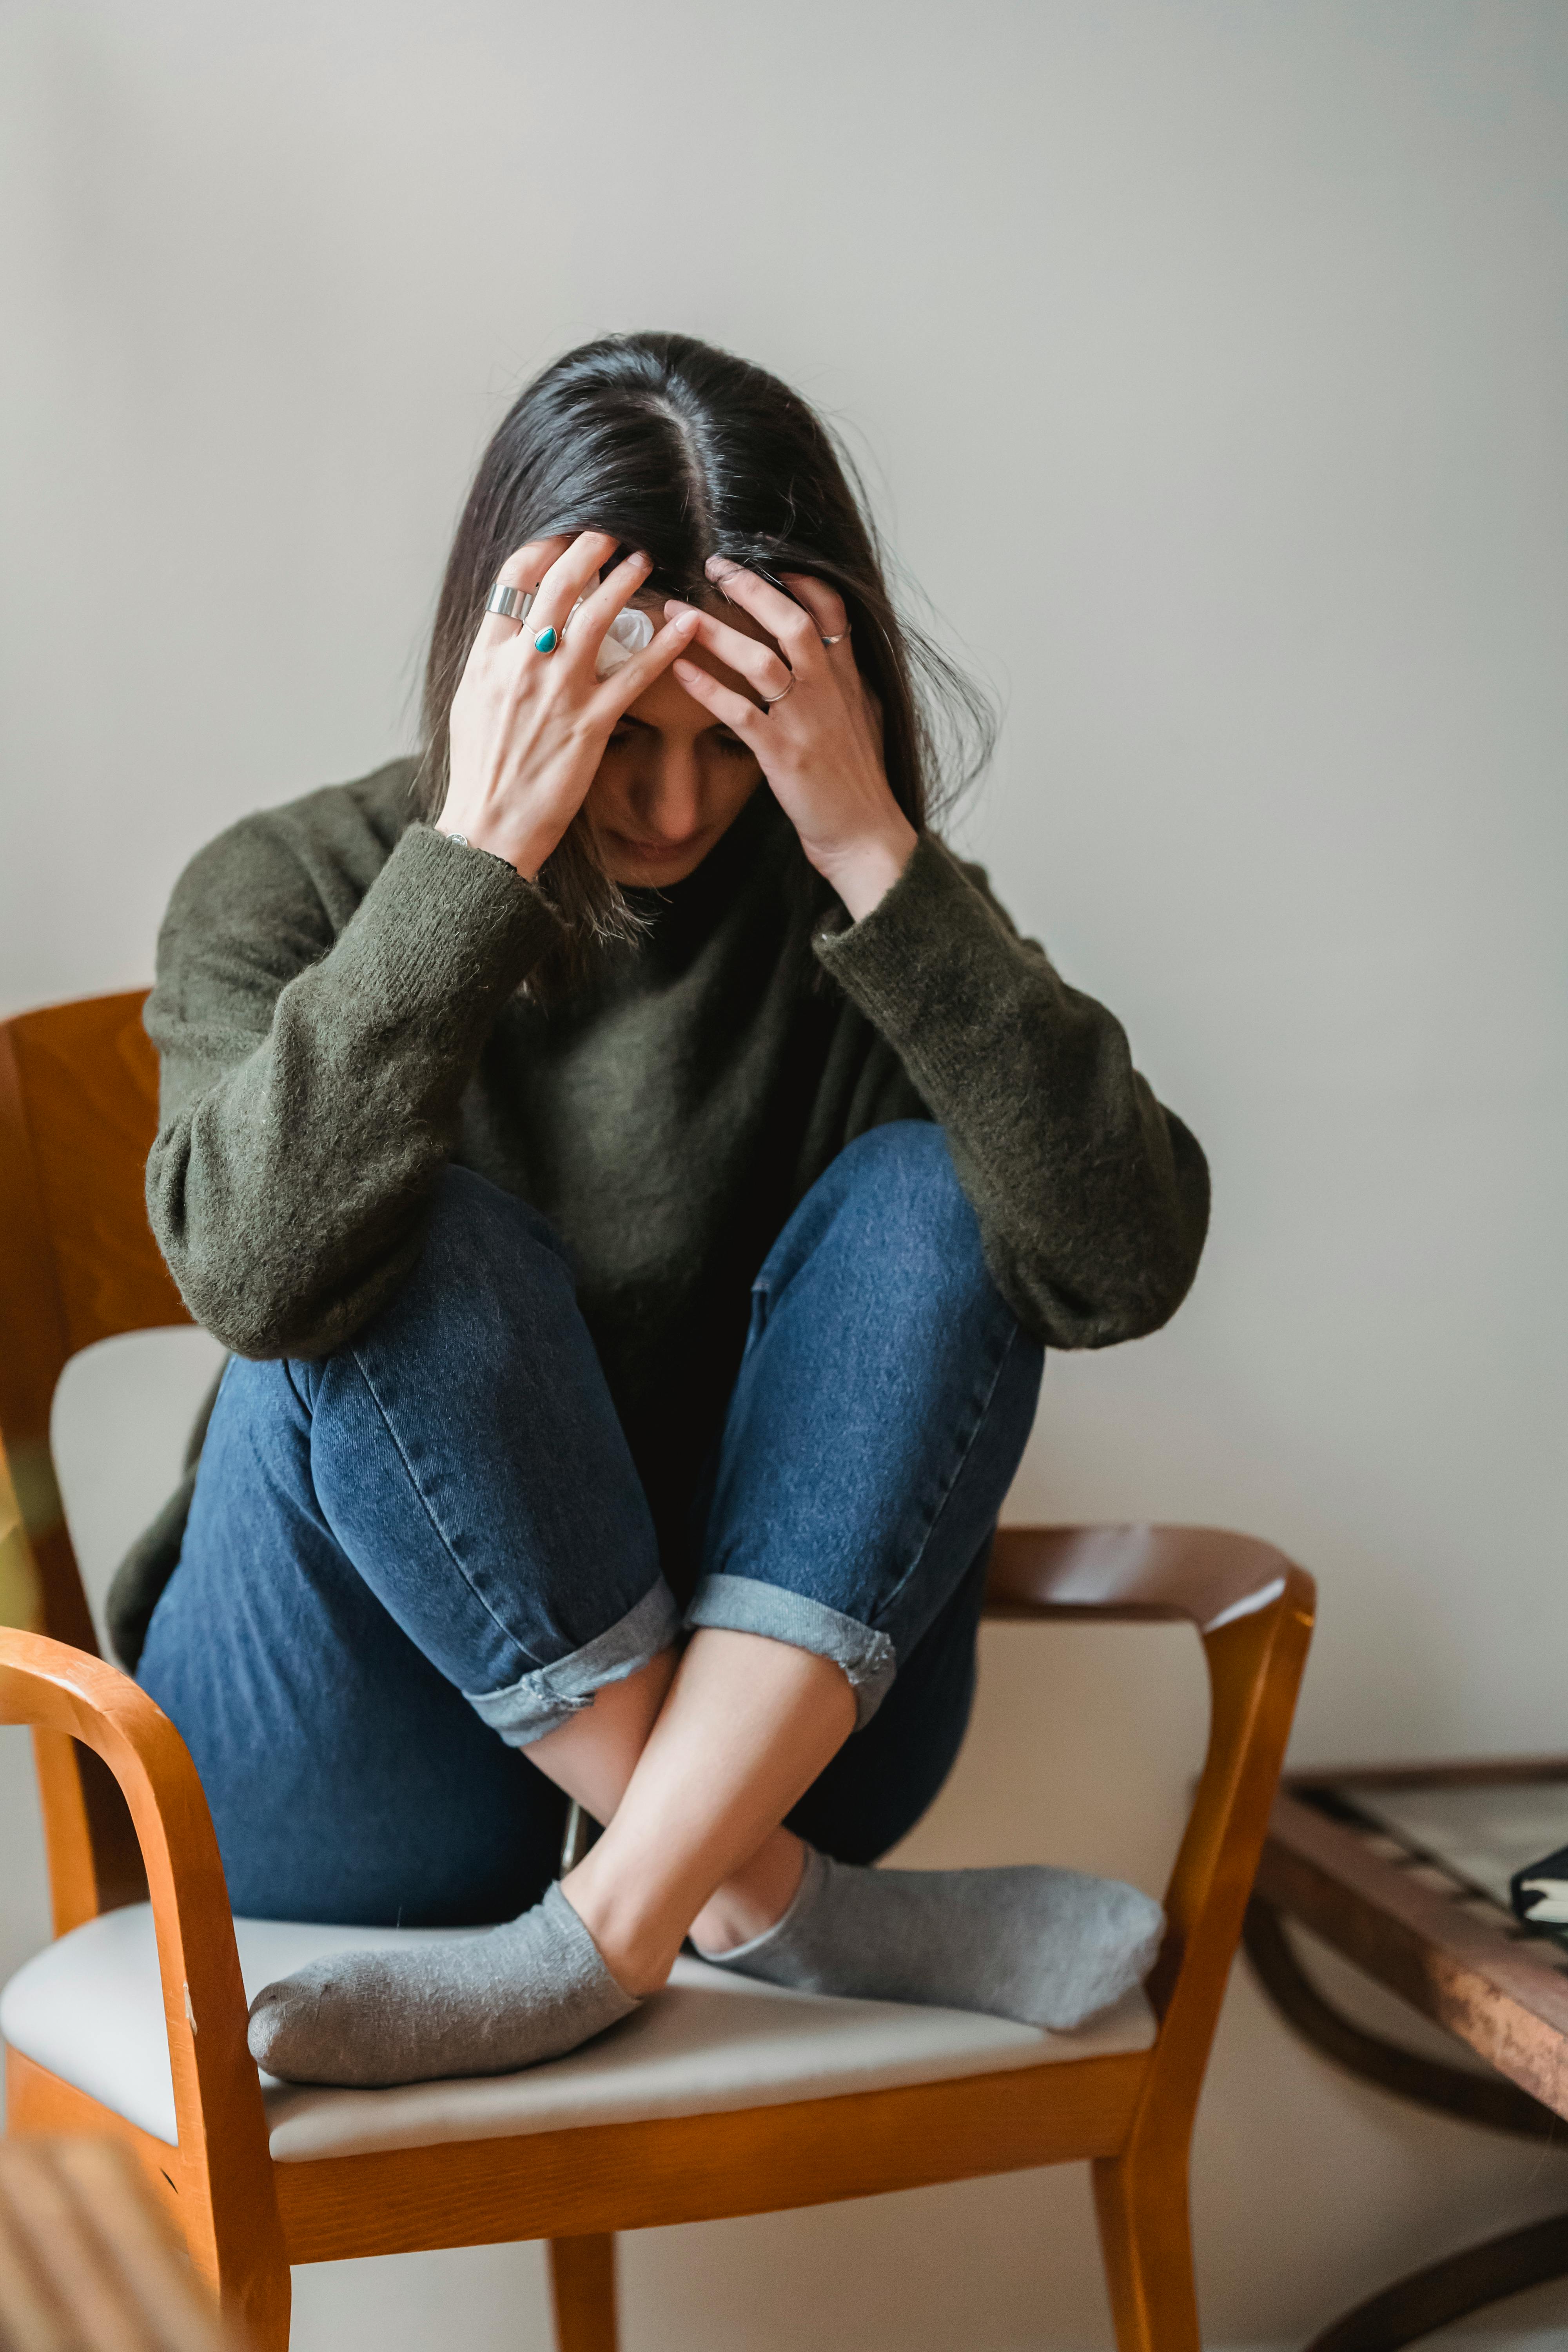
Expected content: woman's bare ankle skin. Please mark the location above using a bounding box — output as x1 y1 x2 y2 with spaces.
547 1628 854 1997
522 1649 677 1824
557 1868 680 1995
560 1829 807 1993
688 1829 808 1956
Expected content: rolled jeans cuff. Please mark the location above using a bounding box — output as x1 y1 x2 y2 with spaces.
464 1579 682 1748
684 1574 897 1729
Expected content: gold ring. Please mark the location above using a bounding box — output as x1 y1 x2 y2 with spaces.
819 630 849 646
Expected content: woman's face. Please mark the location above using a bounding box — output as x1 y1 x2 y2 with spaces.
584 596 772 887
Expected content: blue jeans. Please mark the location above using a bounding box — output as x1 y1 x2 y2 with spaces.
138 1123 1044 1926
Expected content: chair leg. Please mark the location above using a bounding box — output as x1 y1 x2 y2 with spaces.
183 2192 292 2352
548 2233 617 2352
1093 2148 1200 2352
230 2260 292 2352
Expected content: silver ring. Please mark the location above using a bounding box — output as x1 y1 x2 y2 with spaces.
486 582 535 624
761 675 797 706
819 630 849 646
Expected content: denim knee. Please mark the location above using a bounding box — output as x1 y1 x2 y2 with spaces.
422 1163 571 1279
391 1163 570 1342
756 1119 992 1308
289 1165 571 1411
839 1117 985 1262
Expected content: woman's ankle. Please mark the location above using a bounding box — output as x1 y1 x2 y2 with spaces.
690 1830 808 1957
559 1828 810 1985
557 1854 688 1998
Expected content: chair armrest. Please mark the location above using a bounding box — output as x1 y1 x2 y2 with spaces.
983 1525 1316 2158
0 1628 281 2297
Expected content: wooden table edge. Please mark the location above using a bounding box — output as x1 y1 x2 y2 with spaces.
1257 1788 1568 2118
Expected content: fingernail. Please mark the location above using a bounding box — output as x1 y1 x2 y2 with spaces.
631 549 652 568
665 598 696 615
705 555 737 581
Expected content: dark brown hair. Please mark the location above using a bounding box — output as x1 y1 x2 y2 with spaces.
416 332 993 979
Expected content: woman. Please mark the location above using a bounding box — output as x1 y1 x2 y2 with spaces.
121 331 1209 2090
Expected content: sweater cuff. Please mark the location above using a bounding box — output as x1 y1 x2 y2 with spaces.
353 823 566 1015
811 833 1018 1080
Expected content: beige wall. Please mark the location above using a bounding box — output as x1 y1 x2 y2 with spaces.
4 3 1567 2343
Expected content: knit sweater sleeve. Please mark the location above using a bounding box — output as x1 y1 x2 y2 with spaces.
812 835 1210 1349
145 815 563 1358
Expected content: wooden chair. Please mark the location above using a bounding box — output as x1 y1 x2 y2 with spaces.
0 989 1316 2352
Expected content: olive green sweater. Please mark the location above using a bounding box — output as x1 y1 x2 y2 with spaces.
109 759 1209 1666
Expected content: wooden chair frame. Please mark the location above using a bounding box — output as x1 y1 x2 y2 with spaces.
0 991 1315 2352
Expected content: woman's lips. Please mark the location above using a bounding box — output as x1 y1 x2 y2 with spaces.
610 832 706 862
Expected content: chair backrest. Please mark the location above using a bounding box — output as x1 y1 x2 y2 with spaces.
0 990 188 1646
0 989 187 1925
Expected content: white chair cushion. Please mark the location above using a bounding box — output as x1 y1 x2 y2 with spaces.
1 1904 1155 2162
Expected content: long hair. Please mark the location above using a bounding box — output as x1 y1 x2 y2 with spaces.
417 332 993 982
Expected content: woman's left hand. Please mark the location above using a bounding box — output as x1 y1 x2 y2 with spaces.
667 561 917 920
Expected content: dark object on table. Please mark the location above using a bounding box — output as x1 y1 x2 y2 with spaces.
1510 1844 1568 1933
1246 1756 1568 2352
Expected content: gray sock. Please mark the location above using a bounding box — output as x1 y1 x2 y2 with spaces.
246 1881 639 2088
698 1847 1163 2032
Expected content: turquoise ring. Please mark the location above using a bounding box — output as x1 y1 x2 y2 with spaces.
532 624 559 654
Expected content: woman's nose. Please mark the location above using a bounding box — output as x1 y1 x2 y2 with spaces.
637 750 704 843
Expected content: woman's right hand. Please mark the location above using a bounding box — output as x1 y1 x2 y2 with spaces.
438 532 701 879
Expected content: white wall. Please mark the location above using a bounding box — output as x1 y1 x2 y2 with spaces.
4 3 1567 2345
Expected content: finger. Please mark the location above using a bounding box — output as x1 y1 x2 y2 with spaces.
665 603 794 708
589 607 704 717
474 535 571 650
704 558 823 673
667 655 767 743
525 530 622 651
779 572 852 654
565 548 653 666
